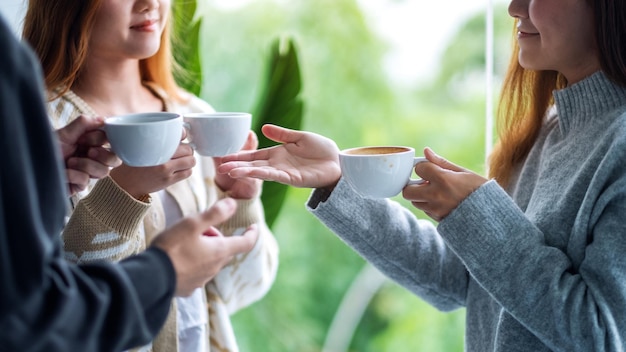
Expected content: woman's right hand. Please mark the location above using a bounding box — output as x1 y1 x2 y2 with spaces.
109 143 195 199
217 124 342 189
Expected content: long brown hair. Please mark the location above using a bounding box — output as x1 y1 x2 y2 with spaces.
488 0 626 186
22 0 185 101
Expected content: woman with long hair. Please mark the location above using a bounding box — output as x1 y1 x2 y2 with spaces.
23 0 279 351
218 0 626 350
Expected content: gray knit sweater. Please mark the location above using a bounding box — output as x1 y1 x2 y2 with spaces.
307 71 626 351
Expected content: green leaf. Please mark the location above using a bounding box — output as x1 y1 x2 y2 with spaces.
252 37 305 228
171 0 203 95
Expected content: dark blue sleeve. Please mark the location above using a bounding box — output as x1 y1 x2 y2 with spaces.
0 17 176 352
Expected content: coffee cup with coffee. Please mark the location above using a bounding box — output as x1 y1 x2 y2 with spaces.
183 112 252 157
104 112 183 167
339 146 426 198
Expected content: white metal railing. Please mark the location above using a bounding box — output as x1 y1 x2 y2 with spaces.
485 0 495 169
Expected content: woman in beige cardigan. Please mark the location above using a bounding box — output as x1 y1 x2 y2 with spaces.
22 0 279 351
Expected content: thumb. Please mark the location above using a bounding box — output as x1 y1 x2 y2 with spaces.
197 198 238 230
424 147 466 173
261 124 303 145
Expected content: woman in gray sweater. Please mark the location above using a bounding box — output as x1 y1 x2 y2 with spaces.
219 0 626 351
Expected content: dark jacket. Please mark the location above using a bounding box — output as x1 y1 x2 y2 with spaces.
0 17 175 352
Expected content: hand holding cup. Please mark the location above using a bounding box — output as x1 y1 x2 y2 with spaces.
103 112 195 199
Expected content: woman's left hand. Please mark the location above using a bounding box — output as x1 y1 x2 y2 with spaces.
213 131 263 199
403 147 488 222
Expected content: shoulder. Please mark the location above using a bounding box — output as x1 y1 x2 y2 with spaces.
591 108 626 172
47 92 86 128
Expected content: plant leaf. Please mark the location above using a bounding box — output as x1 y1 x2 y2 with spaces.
252 37 305 228
171 0 202 95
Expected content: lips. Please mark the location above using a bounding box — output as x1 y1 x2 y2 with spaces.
517 31 539 39
130 19 158 31
517 24 539 36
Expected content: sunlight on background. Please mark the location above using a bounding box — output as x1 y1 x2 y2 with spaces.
211 0 507 85
207 0 507 158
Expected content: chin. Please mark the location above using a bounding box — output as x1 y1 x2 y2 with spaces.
132 46 161 60
518 55 543 71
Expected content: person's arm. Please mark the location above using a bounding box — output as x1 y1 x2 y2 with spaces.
439 178 626 351
307 178 469 312
62 176 152 263
0 20 174 351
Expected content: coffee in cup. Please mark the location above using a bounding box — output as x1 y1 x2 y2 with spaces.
183 112 252 156
104 112 183 167
339 146 426 198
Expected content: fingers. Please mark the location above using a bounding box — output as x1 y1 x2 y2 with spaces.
59 115 106 144
241 130 259 151
405 149 488 222
415 148 461 183
220 147 272 163
200 197 237 224
225 165 285 182
171 143 194 159
76 129 108 149
423 147 465 172
199 200 260 254
217 163 256 177
151 198 260 296
66 169 90 195
261 124 304 144
64 145 122 197
66 156 112 180
170 198 237 240
218 223 259 255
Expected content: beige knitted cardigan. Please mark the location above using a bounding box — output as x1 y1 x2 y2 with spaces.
47 85 279 352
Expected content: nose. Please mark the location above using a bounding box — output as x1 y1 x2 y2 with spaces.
135 0 160 13
508 0 528 19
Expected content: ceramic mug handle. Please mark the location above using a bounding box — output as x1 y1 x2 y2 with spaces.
406 157 427 186
182 122 197 150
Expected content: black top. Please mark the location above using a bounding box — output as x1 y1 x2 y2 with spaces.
0 17 175 352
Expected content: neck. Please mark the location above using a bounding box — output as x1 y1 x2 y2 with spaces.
72 57 163 116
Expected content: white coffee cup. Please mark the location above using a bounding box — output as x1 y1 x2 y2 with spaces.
339 146 426 198
183 112 252 156
104 112 183 167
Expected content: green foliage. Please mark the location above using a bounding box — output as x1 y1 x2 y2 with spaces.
171 0 203 95
353 284 466 352
252 37 304 228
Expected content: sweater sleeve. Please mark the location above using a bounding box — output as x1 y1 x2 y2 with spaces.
306 177 469 312
439 179 626 351
0 19 175 351
63 176 151 263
